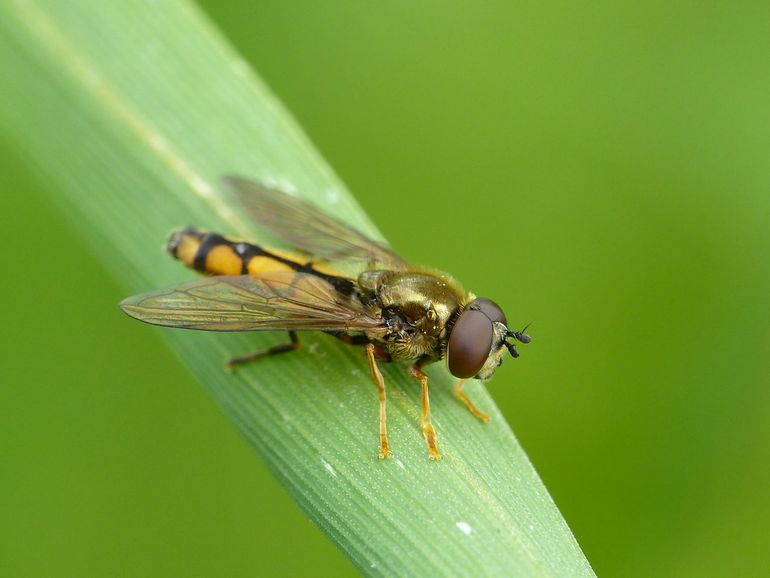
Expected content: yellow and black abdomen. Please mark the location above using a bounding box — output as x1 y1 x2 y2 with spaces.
167 227 306 276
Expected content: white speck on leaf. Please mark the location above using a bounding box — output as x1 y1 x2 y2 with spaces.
321 458 337 478
277 178 297 194
325 187 341 204
455 521 473 535
395 459 406 470
263 176 297 195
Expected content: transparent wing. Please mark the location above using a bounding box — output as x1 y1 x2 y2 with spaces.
223 175 407 268
120 271 389 333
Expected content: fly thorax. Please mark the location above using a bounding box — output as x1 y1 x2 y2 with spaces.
370 271 462 332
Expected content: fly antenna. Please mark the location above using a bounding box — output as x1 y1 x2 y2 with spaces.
506 322 533 344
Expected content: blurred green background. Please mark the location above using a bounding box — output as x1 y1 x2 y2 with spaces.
2 1 770 577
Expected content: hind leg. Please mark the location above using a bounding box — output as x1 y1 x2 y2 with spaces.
226 331 300 369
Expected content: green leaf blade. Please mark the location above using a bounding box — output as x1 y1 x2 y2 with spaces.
0 2 594 576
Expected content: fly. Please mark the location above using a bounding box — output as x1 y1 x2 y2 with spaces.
120 176 531 460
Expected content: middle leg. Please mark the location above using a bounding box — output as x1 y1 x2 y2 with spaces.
408 365 441 460
366 343 392 459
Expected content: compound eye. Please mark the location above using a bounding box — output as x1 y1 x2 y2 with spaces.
472 297 507 326
447 309 494 378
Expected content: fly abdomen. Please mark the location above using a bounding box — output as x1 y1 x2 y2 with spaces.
166 227 207 269
166 228 359 298
167 227 300 276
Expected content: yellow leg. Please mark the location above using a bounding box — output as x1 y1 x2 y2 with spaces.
366 344 392 459
409 366 442 460
454 379 490 423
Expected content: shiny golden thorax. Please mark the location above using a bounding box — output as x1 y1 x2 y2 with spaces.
358 269 467 362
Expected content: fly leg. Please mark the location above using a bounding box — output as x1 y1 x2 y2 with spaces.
408 365 441 460
226 331 300 369
454 379 490 423
365 344 392 459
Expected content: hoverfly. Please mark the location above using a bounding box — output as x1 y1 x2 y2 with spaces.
120 176 530 460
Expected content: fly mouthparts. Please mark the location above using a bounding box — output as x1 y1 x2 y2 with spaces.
505 341 520 358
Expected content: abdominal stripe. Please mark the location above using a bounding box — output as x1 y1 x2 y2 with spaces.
191 232 357 296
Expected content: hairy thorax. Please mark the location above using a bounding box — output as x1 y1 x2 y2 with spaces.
359 269 468 362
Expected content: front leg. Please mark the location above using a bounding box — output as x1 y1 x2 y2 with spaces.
408 365 441 460
454 379 490 423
